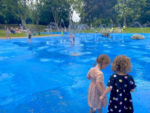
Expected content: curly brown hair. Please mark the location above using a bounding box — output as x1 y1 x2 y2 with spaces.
96 54 110 66
112 55 131 73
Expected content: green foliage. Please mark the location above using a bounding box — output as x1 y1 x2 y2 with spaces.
0 0 71 27
75 27 150 33
0 24 50 37
80 0 147 26
38 0 71 26
81 0 117 25
0 0 20 24
0 0 150 27
0 30 26 37
69 0 83 14
115 0 146 26
26 24 47 31
139 0 150 24
124 27 150 33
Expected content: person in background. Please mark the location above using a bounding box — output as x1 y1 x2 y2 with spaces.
61 28 64 36
69 32 75 46
5 27 11 40
10 27 16 34
27 29 32 43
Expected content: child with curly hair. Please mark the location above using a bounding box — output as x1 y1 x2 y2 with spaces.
100 55 136 113
87 54 110 113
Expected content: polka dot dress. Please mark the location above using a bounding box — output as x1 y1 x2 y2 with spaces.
107 74 136 113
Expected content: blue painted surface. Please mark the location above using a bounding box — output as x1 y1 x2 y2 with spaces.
0 33 150 113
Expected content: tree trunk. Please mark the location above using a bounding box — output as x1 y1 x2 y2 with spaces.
36 13 40 25
36 19 39 25
21 17 26 29
123 14 126 27
51 9 59 30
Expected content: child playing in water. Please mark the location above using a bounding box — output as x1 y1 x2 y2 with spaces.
87 54 110 113
69 32 75 46
27 29 32 43
100 55 136 113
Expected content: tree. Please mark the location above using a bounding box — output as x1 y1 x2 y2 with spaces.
68 0 83 22
115 0 146 27
38 0 71 27
0 0 149 27
17 0 29 27
139 0 150 24
28 0 41 25
81 0 117 26
0 0 21 24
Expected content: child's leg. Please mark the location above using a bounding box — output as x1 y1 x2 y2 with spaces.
8 34 11 39
70 41 72 46
98 108 102 113
89 108 96 113
7 34 9 39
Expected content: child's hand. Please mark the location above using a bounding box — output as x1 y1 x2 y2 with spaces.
99 96 104 101
131 89 135 92
87 75 91 79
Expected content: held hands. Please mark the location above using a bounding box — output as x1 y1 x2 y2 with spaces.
131 89 135 92
87 75 91 79
100 95 107 107
99 96 104 101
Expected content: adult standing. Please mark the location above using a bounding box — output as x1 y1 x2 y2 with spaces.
5 27 11 39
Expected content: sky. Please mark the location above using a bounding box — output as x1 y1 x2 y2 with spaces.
72 10 80 22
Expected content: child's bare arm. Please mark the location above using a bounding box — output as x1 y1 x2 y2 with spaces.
87 70 91 80
87 74 91 79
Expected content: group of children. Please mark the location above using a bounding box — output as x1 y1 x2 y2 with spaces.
87 54 136 113
5 26 23 39
5 27 32 42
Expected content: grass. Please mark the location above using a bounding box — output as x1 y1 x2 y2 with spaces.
0 30 26 37
80 27 150 33
1 24 150 38
80 28 121 33
0 30 52 38
0 24 47 31
123 27 150 33
0 24 53 38
26 24 47 32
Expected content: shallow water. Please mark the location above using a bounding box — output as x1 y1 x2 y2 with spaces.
0 33 150 113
